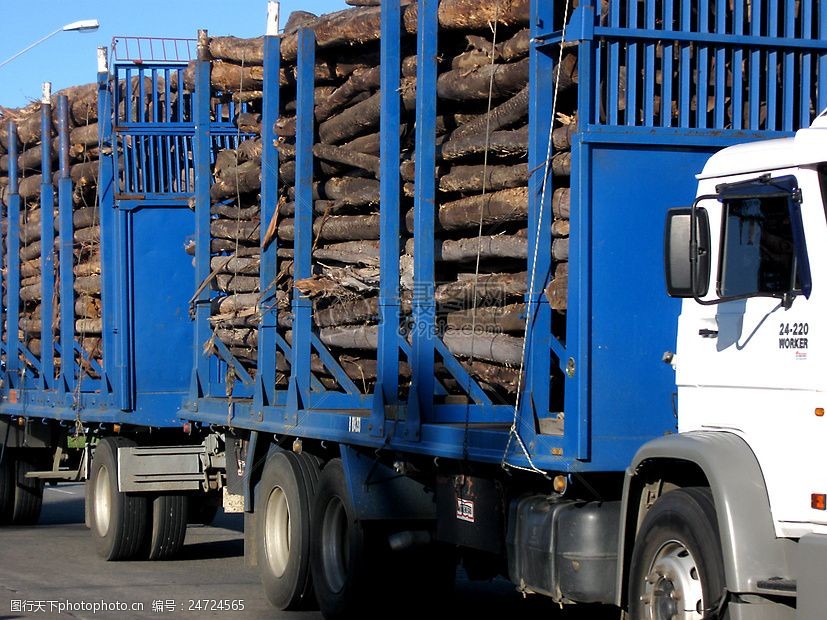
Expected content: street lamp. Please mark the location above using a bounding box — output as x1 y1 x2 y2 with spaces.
0 19 100 69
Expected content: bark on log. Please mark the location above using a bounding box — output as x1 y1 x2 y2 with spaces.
210 160 262 200
318 78 415 144
75 319 102 334
75 295 102 318
442 329 524 365
437 58 529 102
215 274 260 293
312 143 381 178
440 126 528 160
439 165 528 193
446 303 526 333
450 86 529 140
434 271 527 306
209 36 265 65
318 324 378 350
314 296 378 327
278 214 381 242
323 177 379 205
313 240 380 265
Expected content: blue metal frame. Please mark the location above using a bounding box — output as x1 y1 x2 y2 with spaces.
187 0 827 474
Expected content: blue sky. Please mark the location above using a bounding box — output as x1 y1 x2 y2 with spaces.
0 0 347 109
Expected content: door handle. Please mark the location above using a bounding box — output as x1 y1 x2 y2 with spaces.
698 329 718 338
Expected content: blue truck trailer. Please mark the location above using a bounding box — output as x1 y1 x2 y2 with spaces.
2 0 827 617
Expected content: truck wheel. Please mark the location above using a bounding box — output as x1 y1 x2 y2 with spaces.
0 453 44 525
144 494 188 560
310 458 378 620
257 450 315 610
88 437 148 561
0 453 14 523
628 487 726 620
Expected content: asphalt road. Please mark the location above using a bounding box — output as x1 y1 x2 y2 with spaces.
0 484 619 619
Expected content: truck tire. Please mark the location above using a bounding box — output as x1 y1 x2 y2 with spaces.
257 449 315 610
310 458 378 620
0 452 44 525
628 487 726 620
144 494 188 560
10 456 44 525
88 437 148 561
0 453 15 523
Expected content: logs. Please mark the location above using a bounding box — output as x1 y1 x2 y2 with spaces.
0 79 159 379
203 1 569 400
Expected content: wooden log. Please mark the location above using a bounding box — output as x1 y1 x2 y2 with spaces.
442 329 523 365
318 324 378 350
430 235 529 262
458 359 522 392
545 262 568 311
70 161 98 185
404 0 530 31
211 202 261 220
450 86 528 140
209 36 265 65
437 57 529 102
235 111 262 134
215 327 258 348
75 295 102 319
75 274 101 295
313 240 380 265
440 126 528 161
552 187 570 219
210 160 261 200
210 256 260 275
74 226 100 245
213 293 261 314
317 78 415 144
314 65 381 122
343 132 381 156
446 303 526 334
211 218 260 241
278 214 381 242
75 319 102 334
323 176 380 205
439 165 528 193
214 274 260 293
74 206 100 229
74 260 101 277
315 297 378 327
69 123 99 148
312 143 381 178
434 271 527 306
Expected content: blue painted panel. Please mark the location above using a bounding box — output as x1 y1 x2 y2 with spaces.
586 145 714 463
129 206 194 407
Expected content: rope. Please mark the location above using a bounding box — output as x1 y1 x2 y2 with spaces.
502 0 572 476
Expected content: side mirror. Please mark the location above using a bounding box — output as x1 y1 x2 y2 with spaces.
664 207 710 298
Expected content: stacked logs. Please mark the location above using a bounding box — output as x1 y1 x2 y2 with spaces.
201 0 574 401
0 83 103 376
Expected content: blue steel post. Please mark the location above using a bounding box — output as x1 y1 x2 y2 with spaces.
373 0 402 438
39 84 55 388
98 47 117 393
255 4 281 410
408 0 438 432
522 0 557 456
287 29 316 420
57 95 76 393
568 2 595 460
191 30 214 401
6 123 21 382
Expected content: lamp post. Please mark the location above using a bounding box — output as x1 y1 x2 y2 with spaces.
0 19 100 69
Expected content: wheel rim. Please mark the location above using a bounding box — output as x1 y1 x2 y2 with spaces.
263 486 291 577
94 464 112 537
320 496 349 594
640 540 705 620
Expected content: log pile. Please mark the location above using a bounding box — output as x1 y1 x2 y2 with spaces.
202 0 574 402
0 83 103 377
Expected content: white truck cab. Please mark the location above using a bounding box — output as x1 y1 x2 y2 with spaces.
632 113 827 620
672 113 827 539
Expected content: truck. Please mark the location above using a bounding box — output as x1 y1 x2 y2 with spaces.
0 0 826 618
